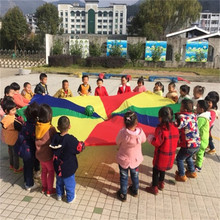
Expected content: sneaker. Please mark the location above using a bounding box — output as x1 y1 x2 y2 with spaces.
175 172 187 182
34 171 41 179
128 185 138 197
117 190 127 202
185 170 197 178
67 194 77 204
41 187 47 194
14 167 23 173
195 166 202 172
46 188 56 197
57 195 62 201
158 181 165 191
146 186 158 195
207 149 216 154
25 183 40 191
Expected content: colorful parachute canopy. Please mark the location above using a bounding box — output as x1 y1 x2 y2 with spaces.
17 92 180 146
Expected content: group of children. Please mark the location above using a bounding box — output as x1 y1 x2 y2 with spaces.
0 72 219 203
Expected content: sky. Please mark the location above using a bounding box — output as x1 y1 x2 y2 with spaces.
45 0 139 6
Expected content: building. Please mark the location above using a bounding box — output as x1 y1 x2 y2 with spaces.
58 0 127 35
199 12 220 33
25 14 38 33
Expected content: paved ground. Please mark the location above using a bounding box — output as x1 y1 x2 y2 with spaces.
0 69 220 220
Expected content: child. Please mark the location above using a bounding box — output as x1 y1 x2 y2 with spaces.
54 80 73 98
34 73 49 95
165 82 178 103
20 102 40 190
10 82 29 108
21 82 34 101
178 85 190 104
195 100 210 171
1 99 23 172
117 76 131 95
94 78 108 96
205 91 219 154
153 81 164 96
116 111 146 201
146 107 179 195
35 104 56 196
175 99 200 182
49 116 85 203
4 85 15 98
192 85 205 111
77 75 92 96
133 77 147 93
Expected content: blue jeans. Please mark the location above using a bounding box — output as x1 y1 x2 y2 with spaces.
209 126 215 150
119 165 139 195
56 174 76 203
176 147 199 176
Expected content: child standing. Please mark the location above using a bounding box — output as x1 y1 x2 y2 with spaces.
1 99 23 172
175 99 200 182
192 85 205 111
94 78 109 96
153 81 164 96
195 100 210 171
21 82 34 101
49 116 85 203
10 82 29 108
35 104 56 196
34 73 49 95
178 85 190 104
205 91 219 154
54 80 73 98
165 82 178 103
116 111 146 201
77 75 92 96
117 76 131 95
146 107 179 195
133 77 147 93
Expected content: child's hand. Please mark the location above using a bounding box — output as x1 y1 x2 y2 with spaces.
42 93 45 96
147 134 154 143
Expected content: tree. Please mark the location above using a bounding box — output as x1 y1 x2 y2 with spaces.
151 46 163 62
128 42 144 66
35 3 60 36
89 43 102 57
1 7 29 52
52 39 64 55
109 44 122 57
129 0 202 40
70 40 82 57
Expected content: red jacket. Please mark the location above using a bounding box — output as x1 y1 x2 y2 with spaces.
95 86 108 96
151 123 179 171
117 85 131 95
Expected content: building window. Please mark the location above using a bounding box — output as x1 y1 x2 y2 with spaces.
103 25 107 29
71 30 75 34
82 11 85 16
65 12 68 16
103 31 107 34
103 20 107 23
71 19 74 22
65 18 68 22
76 25 80 28
115 25 118 28
120 13 123 17
82 31 85 34
76 11 80 16
104 11 108 17
109 12 113 17
120 18 123 23
98 19 102 22
116 13 118 17
82 19 85 22
120 30 122 34
98 31 102 34
76 19 80 22
60 12 63 16
98 11 102 17
82 25 85 28
109 26 112 29
109 31 112 34
71 11 75 16
120 25 123 28
98 25 102 28
65 24 68 28
76 31 80 34
65 30 68 33
71 25 75 28
115 19 118 23
109 19 113 23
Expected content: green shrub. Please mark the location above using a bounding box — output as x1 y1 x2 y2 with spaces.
128 42 144 66
89 43 102 57
52 39 63 55
70 40 82 57
109 44 122 57
151 46 163 62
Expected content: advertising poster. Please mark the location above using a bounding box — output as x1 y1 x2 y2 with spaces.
145 41 167 61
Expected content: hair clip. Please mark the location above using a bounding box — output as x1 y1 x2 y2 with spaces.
126 117 131 121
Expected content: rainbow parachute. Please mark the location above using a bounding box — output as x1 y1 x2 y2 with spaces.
17 93 180 146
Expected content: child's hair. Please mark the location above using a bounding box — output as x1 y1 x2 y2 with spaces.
155 81 164 92
82 75 89 80
23 82 31 88
158 106 174 129
124 111 137 129
169 82 176 88
97 78 103 83
207 91 219 103
4 86 11 96
121 75 129 82
57 116 70 132
38 104 52 123
40 73 47 81
2 99 16 113
24 102 39 122
197 100 209 112
137 77 144 85
194 85 205 95
181 99 193 112
180 85 190 94
62 80 68 85
205 95 218 110
10 82 20 91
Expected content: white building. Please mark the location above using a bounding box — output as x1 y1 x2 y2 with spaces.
25 14 38 33
58 0 127 35
199 12 220 33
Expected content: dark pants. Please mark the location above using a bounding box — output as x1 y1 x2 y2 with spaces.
209 126 215 150
8 145 19 170
34 158 40 172
152 167 165 187
119 165 139 195
23 158 34 187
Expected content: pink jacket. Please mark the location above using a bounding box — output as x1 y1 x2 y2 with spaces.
116 127 146 169
13 93 29 108
133 86 147 93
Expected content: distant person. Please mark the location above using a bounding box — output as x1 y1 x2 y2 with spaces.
165 82 178 103
133 77 147 93
54 80 73 98
21 82 34 101
117 76 131 95
94 78 108 96
50 116 85 203
34 73 49 95
153 81 164 96
192 85 205 111
77 75 92 96
178 85 190 104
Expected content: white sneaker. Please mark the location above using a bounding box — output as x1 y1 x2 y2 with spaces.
57 195 62 201
25 183 40 191
68 194 76 204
